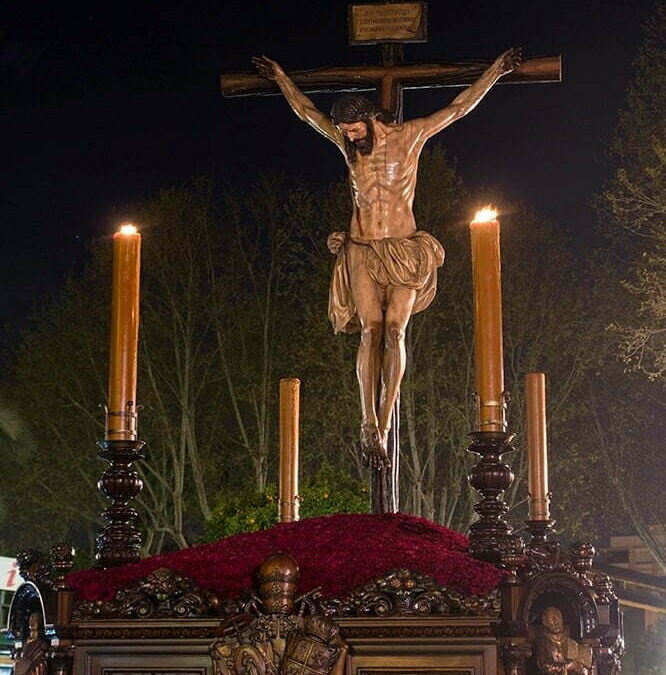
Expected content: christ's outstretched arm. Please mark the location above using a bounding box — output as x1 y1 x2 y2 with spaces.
417 47 522 140
252 56 344 148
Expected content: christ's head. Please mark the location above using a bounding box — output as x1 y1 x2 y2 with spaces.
541 606 565 634
330 94 393 161
339 120 373 156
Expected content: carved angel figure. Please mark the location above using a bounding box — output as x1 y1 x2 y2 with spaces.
534 607 593 675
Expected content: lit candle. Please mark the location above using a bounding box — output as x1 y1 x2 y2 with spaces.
106 224 141 441
279 378 300 523
526 372 550 520
470 207 505 432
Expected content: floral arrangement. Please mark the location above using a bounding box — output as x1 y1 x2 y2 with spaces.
68 513 504 603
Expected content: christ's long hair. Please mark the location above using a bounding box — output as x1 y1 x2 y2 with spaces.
330 94 394 162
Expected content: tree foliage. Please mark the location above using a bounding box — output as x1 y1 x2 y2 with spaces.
205 464 367 540
597 3 666 378
623 618 666 675
0 144 654 561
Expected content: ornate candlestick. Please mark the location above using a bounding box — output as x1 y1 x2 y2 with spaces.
96 438 146 567
526 517 556 549
467 430 516 562
96 224 145 567
467 208 514 562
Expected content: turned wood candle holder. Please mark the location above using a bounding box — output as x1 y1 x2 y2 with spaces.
95 438 146 568
467 430 516 563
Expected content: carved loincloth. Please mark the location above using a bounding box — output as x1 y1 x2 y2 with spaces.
328 230 445 334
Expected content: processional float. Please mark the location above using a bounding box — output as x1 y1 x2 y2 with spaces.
7 4 623 675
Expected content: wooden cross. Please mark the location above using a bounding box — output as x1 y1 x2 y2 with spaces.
220 55 561 123
220 0 561 118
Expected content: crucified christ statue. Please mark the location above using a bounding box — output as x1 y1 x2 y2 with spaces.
253 48 522 472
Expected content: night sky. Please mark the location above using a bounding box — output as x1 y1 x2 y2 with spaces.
1 0 653 329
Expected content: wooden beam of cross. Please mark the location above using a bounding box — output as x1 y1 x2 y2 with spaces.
220 56 561 122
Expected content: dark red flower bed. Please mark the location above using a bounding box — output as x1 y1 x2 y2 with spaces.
68 513 503 602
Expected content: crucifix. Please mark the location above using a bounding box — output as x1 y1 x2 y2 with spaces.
220 3 561 515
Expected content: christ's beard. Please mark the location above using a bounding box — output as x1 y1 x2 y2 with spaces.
344 123 374 162
354 137 373 155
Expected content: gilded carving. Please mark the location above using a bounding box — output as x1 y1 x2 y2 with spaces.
16 551 53 589
530 607 593 674
521 573 597 638
66 625 222 640
72 566 499 625
73 567 230 620
318 569 500 617
211 554 346 675
340 625 493 639
212 613 345 675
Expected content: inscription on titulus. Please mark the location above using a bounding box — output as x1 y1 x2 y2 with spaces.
349 2 427 44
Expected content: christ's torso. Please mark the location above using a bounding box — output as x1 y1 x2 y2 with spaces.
346 121 426 241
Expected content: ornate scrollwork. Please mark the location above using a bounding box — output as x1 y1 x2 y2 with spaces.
16 543 76 593
73 568 237 620
73 565 500 623
522 538 602 591
522 540 577 581
318 569 500 617
16 550 54 589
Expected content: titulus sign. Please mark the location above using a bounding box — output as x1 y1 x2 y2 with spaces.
349 2 427 44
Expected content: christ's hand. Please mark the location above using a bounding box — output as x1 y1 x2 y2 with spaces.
327 232 346 255
496 47 523 76
251 55 285 81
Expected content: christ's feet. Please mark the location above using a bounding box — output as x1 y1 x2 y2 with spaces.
360 423 391 469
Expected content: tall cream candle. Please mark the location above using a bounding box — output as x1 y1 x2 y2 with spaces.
279 378 300 523
106 224 141 441
470 208 505 432
526 372 550 520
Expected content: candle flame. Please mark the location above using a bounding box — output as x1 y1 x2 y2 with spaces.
473 207 498 223
119 224 138 235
